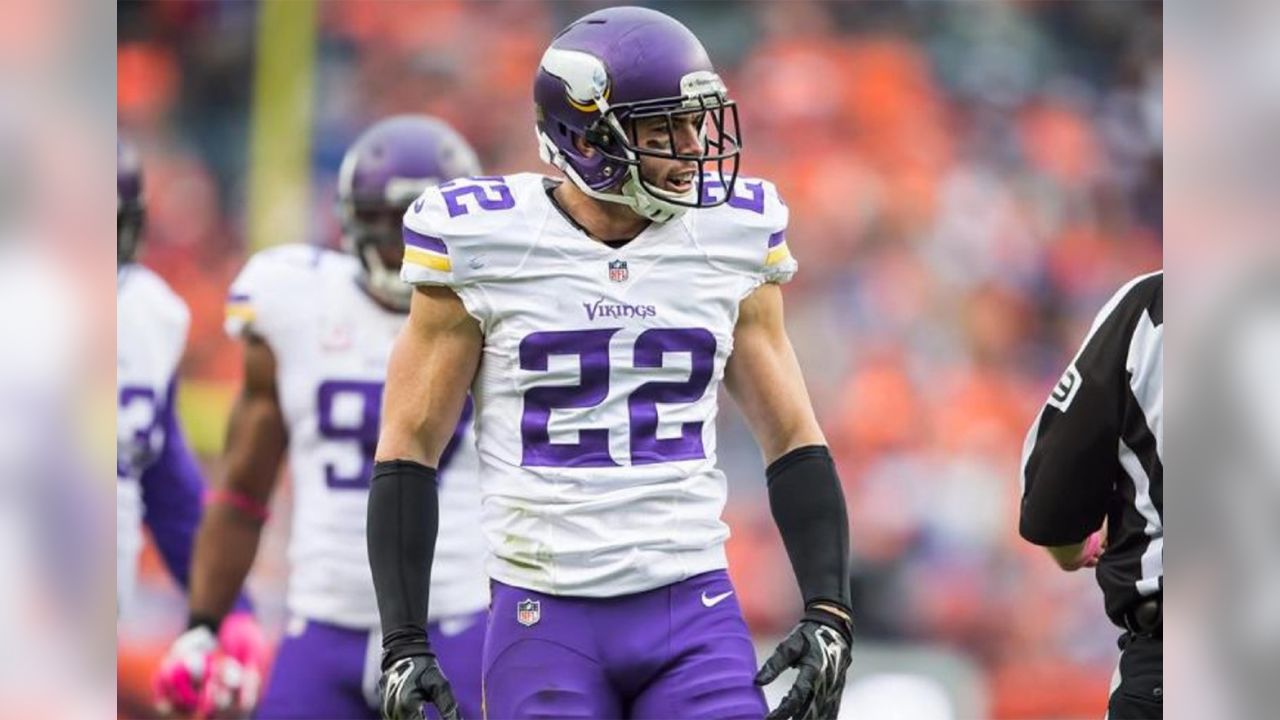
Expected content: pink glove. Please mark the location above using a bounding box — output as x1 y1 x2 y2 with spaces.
1076 530 1105 569
154 612 268 718
201 612 269 717
153 624 218 717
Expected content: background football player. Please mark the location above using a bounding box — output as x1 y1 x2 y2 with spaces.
118 137 266 716
368 8 853 720
154 116 490 720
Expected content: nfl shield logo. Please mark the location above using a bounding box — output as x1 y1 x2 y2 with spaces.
608 259 629 283
517 598 541 627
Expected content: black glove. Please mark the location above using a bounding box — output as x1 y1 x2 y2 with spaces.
755 605 853 720
377 654 461 720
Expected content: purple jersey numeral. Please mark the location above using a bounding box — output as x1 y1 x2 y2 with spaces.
519 329 620 468
118 385 159 477
517 328 718 468
700 177 765 214
628 328 717 465
317 381 472 489
728 180 765 213
316 380 383 489
440 177 516 218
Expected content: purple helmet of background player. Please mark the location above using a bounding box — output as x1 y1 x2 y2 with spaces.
118 138 145 265
338 115 481 310
534 6 741 223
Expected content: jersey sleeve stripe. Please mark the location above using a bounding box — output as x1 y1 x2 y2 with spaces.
404 246 452 272
227 291 250 303
404 227 448 254
225 302 256 322
768 229 786 248
765 243 792 267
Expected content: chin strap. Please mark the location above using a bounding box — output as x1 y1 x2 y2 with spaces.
619 168 690 223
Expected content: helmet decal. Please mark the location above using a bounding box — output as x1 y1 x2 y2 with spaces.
540 48 611 113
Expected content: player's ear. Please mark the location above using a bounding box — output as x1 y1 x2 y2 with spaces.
573 133 596 158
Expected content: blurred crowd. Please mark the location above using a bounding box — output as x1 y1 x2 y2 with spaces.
117 1 1162 717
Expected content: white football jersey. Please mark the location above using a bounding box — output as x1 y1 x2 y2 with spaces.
117 264 191 611
401 173 796 597
226 245 488 627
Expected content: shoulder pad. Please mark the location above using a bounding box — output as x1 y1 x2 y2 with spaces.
690 176 796 285
401 173 547 288
225 244 344 339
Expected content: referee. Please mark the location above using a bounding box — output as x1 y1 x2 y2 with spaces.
1019 270 1163 719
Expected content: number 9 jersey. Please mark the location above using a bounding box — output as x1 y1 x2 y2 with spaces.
401 172 797 598
225 245 488 627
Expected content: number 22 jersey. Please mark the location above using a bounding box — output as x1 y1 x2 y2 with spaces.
401 173 797 597
225 245 487 627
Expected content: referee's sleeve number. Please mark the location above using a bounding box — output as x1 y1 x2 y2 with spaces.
1047 365 1082 412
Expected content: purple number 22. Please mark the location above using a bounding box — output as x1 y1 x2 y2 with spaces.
519 328 717 467
440 177 516 218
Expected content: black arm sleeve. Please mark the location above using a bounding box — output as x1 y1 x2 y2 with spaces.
766 445 851 612
367 460 438 669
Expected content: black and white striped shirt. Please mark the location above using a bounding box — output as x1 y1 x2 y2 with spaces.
1020 271 1163 628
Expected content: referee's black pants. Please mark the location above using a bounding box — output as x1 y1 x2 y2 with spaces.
1107 632 1162 719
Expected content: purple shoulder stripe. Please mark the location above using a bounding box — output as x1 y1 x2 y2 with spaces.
768 230 786 248
404 227 448 254
227 292 250 303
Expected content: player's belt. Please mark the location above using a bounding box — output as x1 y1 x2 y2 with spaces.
1123 595 1162 638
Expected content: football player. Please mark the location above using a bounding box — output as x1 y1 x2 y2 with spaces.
369 8 853 720
117 137 266 714
155 116 490 720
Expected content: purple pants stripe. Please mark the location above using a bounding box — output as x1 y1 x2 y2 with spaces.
483 570 766 719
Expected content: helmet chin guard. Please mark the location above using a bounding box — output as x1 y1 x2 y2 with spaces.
352 239 412 311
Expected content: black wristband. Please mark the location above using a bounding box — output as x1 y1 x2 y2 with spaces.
367 459 439 670
804 602 854 644
187 614 222 634
766 445 852 611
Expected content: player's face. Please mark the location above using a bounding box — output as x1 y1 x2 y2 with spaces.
631 111 705 195
353 205 405 270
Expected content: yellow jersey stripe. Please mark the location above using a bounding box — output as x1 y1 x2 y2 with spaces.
404 246 452 272
225 303 256 322
765 243 792 267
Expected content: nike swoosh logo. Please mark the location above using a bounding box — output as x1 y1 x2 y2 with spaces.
701 590 734 608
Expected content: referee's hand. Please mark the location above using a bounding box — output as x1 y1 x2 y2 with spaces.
1051 525 1106 571
378 654 460 720
1079 529 1106 568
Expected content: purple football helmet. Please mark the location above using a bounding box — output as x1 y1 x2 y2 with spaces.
118 138 145 265
534 6 741 222
338 115 481 310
